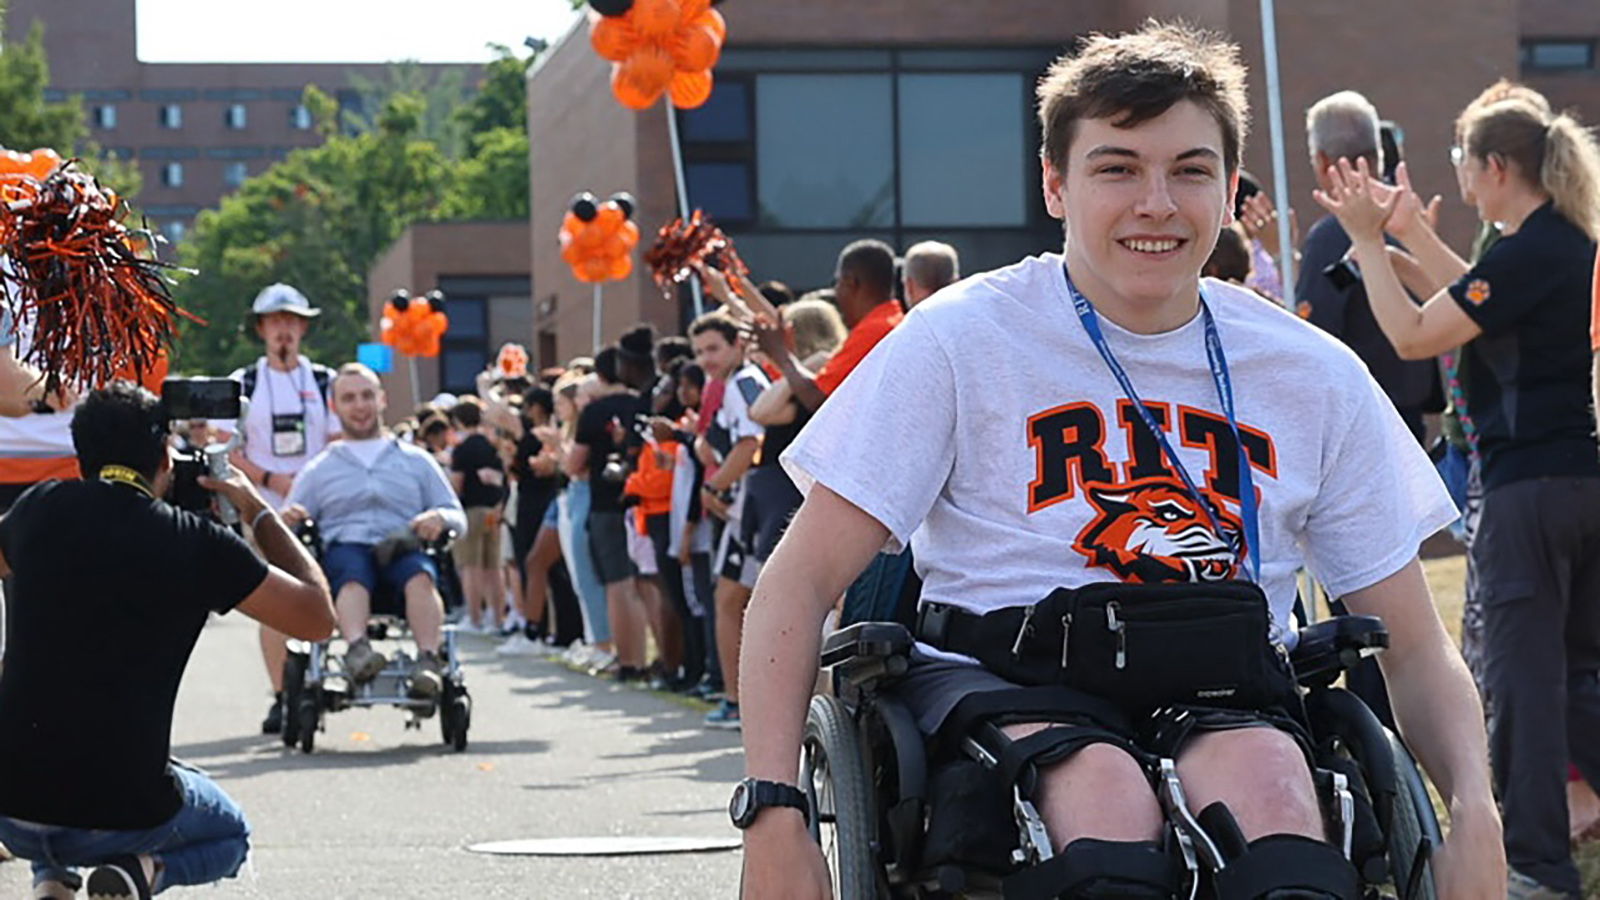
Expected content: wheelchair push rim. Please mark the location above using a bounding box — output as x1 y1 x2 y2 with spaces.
800 694 881 900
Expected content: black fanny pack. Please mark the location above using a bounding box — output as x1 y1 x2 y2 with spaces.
915 581 1294 711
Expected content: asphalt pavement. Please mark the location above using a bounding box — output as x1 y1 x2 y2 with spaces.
0 613 746 898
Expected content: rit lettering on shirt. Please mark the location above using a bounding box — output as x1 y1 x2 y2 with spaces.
1027 399 1278 584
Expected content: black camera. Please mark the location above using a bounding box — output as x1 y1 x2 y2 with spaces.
161 379 244 521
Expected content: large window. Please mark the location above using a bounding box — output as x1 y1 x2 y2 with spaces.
756 74 895 228
676 47 1058 291
1520 39 1596 72
437 296 487 395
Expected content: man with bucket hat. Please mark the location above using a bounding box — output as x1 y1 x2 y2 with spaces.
213 283 342 735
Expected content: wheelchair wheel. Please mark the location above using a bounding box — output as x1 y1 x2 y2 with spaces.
800 695 879 900
441 683 470 752
297 694 318 754
1385 730 1440 900
280 651 309 749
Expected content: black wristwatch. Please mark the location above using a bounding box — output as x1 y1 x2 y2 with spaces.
728 777 808 829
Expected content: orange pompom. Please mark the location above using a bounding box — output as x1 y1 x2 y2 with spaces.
590 14 641 63
629 0 681 39
669 23 720 73
669 69 714 109
693 8 726 44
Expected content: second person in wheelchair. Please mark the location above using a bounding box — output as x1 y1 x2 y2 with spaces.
735 21 1504 900
281 363 467 701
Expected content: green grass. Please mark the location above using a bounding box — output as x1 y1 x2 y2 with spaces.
1420 555 1600 895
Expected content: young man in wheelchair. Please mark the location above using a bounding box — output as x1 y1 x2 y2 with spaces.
281 363 467 701
736 22 1505 900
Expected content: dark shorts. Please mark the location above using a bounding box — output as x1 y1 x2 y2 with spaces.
587 509 635 585
323 542 438 612
741 466 802 563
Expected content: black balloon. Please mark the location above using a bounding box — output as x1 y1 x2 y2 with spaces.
425 289 446 313
609 192 637 220
570 192 599 222
389 288 410 312
589 0 633 17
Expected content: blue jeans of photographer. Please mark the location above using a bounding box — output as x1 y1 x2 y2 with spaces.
0 763 250 893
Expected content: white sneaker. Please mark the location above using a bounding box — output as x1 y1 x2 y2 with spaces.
496 633 541 656
560 642 590 665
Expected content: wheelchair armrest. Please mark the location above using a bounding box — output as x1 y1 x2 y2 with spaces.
821 621 914 692
1292 615 1390 689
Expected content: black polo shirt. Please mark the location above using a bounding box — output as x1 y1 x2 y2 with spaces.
1448 202 1600 491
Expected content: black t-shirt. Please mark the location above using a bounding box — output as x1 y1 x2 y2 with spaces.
450 433 505 510
0 480 268 828
575 391 647 512
757 407 811 469
510 429 558 529
1447 203 1600 490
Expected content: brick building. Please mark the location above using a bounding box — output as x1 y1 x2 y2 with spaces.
5 0 476 247
527 0 1599 367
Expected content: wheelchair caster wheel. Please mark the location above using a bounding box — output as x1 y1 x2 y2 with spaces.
281 652 309 749
440 686 470 752
297 696 318 754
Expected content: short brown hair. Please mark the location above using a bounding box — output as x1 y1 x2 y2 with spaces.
689 311 741 346
1037 21 1249 176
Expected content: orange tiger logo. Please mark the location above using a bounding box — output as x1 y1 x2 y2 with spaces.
1072 478 1244 584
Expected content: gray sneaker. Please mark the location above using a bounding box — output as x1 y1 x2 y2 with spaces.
1507 870 1581 900
409 650 444 701
343 639 387 685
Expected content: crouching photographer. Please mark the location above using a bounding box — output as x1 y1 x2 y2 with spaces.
0 381 335 899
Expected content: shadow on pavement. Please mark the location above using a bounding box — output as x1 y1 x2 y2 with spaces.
176 738 551 779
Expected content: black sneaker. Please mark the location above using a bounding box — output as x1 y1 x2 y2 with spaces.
86 855 152 900
261 693 284 735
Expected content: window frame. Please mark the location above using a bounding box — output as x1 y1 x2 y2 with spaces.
1520 38 1596 72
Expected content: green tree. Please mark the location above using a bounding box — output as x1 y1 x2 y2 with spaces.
344 61 469 158
0 23 142 199
438 46 534 220
173 88 452 375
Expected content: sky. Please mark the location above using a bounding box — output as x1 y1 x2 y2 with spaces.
135 0 584 64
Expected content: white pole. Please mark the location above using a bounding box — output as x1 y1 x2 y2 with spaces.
1260 0 1296 310
592 282 603 352
407 356 420 410
665 103 705 319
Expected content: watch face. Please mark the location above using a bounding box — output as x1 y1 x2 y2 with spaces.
729 781 753 827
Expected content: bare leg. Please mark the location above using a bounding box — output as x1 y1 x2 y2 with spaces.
460 566 483 626
523 527 562 629
335 582 372 644
606 580 648 668
259 624 287 692
483 563 506 629
403 573 444 654
715 578 753 703
636 575 682 673
1175 727 1324 840
1003 726 1165 847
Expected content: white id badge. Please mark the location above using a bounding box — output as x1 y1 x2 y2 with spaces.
272 413 307 456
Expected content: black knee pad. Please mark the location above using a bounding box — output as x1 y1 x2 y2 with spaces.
1002 837 1184 900
1200 802 1358 900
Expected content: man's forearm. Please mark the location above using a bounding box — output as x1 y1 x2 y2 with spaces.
741 567 832 783
774 350 827 412
707 439 759 490
252 510 329 595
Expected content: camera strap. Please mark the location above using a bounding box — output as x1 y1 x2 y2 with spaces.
99 464 155 500
1063 265 1261 584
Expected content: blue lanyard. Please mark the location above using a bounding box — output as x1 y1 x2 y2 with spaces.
1064 267 1262 584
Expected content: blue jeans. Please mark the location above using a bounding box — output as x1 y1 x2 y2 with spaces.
561 482 610 645
0 763 250 893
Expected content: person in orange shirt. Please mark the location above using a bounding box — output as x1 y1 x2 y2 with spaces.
749 240 903 411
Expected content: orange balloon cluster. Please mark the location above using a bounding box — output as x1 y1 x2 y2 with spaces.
559 192 641 284
381 289 449 358
589 0 727 111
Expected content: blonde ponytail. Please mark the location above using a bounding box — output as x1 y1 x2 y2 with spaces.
1541 113 1600 242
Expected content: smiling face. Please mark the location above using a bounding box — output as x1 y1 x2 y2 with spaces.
1045 100 1236 329
331 370 386 440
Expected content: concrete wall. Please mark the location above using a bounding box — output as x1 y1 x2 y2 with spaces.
367 221 531 422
